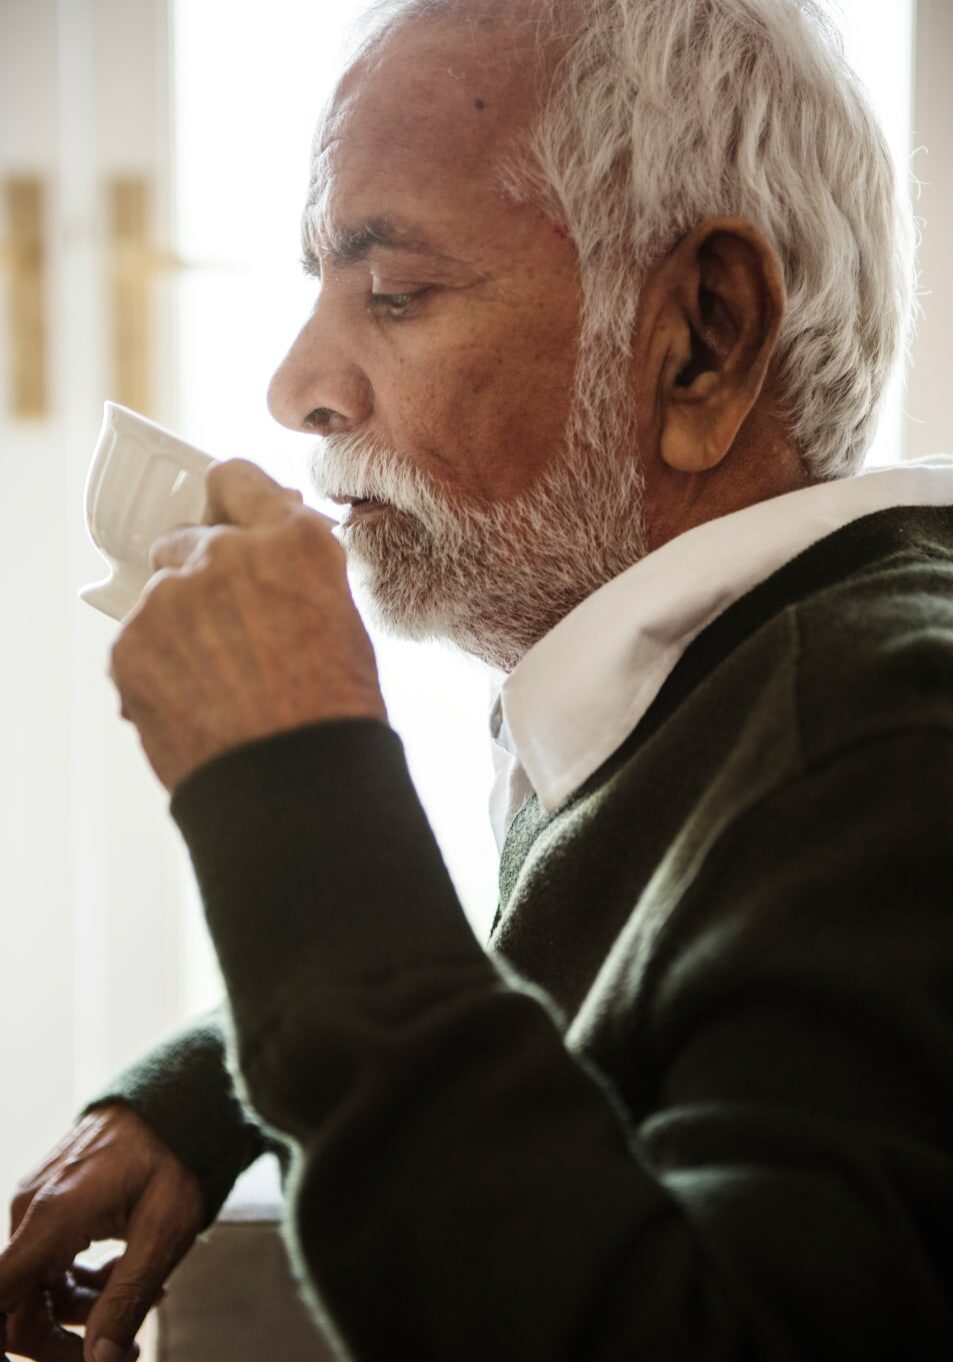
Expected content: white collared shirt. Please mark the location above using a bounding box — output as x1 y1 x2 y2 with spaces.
488 457 953 852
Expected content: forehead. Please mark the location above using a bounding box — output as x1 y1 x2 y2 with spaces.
304 18 544 254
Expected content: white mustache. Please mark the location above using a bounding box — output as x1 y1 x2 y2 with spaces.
309 433 461 534
309 435 406 505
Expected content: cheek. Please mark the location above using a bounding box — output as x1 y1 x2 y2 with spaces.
375 315 580 501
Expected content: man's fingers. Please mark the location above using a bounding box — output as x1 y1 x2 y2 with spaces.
0 1213 82 1314
48 1259 128 1326
48 1275 99 1327
80 1247 160 1362
81 1183 187 1362
4 1287 90 1362
0 1159 124 1314
203 458 306 528
149 473 336 577
148 524 232 572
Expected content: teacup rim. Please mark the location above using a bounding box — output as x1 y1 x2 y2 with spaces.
103 401 214 464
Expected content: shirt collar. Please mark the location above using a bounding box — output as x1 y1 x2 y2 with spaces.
489 458 953 842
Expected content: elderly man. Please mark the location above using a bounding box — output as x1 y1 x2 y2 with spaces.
3 0 953 1357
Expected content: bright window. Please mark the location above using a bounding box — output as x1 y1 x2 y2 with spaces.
833 0 916 466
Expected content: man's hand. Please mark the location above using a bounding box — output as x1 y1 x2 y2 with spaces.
110 459 388 791
0 1103 204 1362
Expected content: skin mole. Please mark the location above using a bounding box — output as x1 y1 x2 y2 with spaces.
475 98 486 109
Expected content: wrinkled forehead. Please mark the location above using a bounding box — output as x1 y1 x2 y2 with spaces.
303 17 545 239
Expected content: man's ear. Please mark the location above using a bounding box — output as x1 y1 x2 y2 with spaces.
654 217 785 474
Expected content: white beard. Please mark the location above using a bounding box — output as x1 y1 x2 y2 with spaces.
308 344 648 673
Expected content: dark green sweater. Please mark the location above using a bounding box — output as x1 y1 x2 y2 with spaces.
84 503 953 1359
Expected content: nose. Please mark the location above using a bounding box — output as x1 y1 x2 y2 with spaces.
266 309 372 436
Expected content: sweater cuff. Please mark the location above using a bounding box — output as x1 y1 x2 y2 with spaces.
78 1009 281 1230
169 720 484 1049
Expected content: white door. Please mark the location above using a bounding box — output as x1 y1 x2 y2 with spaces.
0 0 189 1209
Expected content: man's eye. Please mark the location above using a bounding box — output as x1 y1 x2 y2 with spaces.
368 290 425 319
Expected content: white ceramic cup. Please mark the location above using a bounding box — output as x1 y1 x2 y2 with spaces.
80 402 218 621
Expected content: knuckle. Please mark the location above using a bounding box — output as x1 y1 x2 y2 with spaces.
148 527 195 573
207 456 250 497
201 525 239 567
23 1185 59 1219
97 1286 155 1336
11 1178 36 1208
105 1274 155 1310
204 460 227 499
284 510 325 555
124 570 181 628
142 568 179 608
9 1188 33 1228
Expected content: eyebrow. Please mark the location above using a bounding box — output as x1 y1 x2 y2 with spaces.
299 214 461 280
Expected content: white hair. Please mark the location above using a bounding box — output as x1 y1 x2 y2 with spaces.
345 0 919 480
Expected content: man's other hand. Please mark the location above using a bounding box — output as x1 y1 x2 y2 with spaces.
0 1103 203 1362
110 459 388 791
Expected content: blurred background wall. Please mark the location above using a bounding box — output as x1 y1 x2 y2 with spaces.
0 0 947 1287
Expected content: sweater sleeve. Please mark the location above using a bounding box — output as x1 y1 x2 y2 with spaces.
78 1004 292 1230
169 717 953 1360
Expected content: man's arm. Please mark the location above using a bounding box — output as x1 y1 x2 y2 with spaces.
170 716 953 1361
79 1004 291 1229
